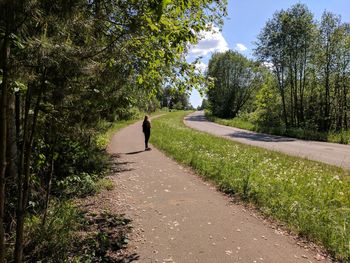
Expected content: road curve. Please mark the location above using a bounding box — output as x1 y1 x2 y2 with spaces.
184 111 350 170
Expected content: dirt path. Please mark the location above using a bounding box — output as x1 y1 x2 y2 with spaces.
185 111 350 170
96 119 333 263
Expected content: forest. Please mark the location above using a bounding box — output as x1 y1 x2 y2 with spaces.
206 4 350 143
0 0 226 262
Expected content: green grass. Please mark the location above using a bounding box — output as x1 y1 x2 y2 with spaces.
205 112 350 144
206 113 255 131
96 109 168 148
96 119 140 148
94 177 114 192
23 203 132 262
151 111 350 261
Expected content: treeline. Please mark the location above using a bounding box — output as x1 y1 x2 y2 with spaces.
207 4 350 140
0 0 226 262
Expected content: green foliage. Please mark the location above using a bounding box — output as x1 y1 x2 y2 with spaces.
207 110 350 144
151 112 350 261
207 50 263 118
95 118 141 149
205 111 255 131
21 204 132 263
50 138 110 198
23 202 82 262
328 130 350 144
198 99 209 110
251 83 281 128
93 178 114 192
254 4 350 132
1 0 227 260
159 86 191 110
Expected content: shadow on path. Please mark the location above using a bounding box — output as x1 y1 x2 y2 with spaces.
110 155 135 173
185 115 208 122
226 131 295 142
125 150 144 155
121 253 139 263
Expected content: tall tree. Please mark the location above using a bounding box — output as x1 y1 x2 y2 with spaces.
207 51 262 118
255 4 314 128
255 10 289 127
316 12 342 130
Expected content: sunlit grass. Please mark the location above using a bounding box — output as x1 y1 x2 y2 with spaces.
206 113 255 131
151 111 350 261
95 109 168 148
96 119 139 149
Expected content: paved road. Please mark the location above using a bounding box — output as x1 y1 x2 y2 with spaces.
98 119 332 263
184 111 350 170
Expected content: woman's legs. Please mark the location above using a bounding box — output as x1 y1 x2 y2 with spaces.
144 132 150 149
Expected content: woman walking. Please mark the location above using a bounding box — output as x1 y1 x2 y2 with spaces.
142 115 151 151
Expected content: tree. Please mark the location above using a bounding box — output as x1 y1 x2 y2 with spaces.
255 3 315 128
314 12 350 131
198 98 209 110
0 0 227 261
160 86 190 110
207 50 263 118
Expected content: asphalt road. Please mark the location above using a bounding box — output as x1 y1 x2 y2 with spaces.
184 111 350 170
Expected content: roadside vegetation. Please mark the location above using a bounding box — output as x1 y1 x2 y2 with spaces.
205 111 350 144
204 3 350 144
16 115 139 262
151 111 350 262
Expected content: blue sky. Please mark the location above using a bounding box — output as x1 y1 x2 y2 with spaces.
188 0 350 108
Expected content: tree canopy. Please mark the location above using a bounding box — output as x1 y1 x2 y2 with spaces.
0 0 227 261
207 50 263 118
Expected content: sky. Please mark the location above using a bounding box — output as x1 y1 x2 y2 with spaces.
188 0 350 108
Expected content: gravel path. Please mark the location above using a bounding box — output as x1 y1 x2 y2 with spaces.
100 119 333 263
184 111 350 170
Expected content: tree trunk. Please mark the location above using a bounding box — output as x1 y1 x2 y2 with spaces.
276 66 288 128
6 93 18 185
42 148 54 226
324 44 331 131
0 21 11 263
14 83 42 263
14 83 32 263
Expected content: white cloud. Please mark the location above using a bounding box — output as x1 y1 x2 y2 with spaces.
235 43 247 52
188 26 229 57
195 61 208 73
262 61 274 69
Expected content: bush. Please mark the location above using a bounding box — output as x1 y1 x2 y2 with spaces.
23 202 82 262
21 204 133 263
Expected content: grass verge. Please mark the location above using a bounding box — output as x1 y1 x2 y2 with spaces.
96 119 140 149
151 111 350 261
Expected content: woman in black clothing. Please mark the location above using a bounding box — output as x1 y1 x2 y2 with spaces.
142 115 151 150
